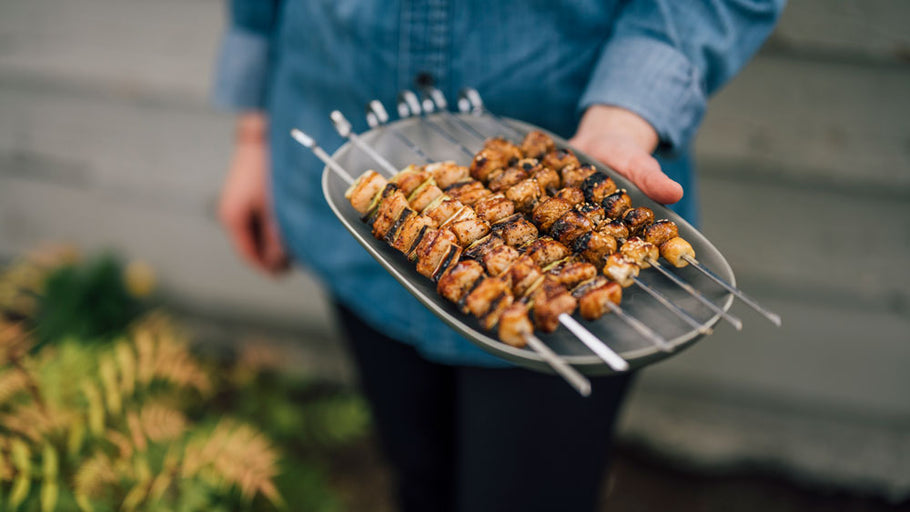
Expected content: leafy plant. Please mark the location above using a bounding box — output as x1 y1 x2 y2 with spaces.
0 249 372 511
0 314 284 511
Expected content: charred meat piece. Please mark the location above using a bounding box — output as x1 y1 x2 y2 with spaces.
505 178 542 214
408 182 444 217
572 275 608 299
603 253 640 287
424 197 465 226
547 259 598 290
602 189 632 218
561 163 597 189
520 130 556 159
392 168 431 196
531 276 577 332
473 140 522 182
465 276 514 330
426 161 470 189
463 234 504 261
483 137 524 162
433 245 463 281
532 197 573 233
507 255 544 298
445 180 491 206
619 237 659 268
448 217 491 246
575 202 605 226
371 188 410 239
522 237 571 267
384 208 414 245
581 172 617 204
541 148 580 172
481 244 520 277
415 229 460 278
622 207 655 236
553 186 585 206
643 219 679 246
660 237 695 268
572 231 617 267
531 166 561 195
473 193 515 224
392 213 435 256
597 218 629 241
498 302 533 347
516 158 542 173
437 260 485 305
576 279 622 321
470 148 509 182
491 214 539 247
346 170 388 215
550 210 594 245
489 166 530 192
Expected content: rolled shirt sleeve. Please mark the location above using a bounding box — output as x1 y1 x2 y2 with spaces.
579 0 786 151
212 0 283 112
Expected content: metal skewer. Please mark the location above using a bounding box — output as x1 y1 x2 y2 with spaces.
421 87 489 143
524 334 591 396
330 111 400 176
646 259 743 330
293 126 592 395
457 87 525 139
681 255 781 326
631 277 713 335
331 111 400 178
290 129 354 185
330 117 633 371
560 311 656 360
366 100 434 164
399 90 475 158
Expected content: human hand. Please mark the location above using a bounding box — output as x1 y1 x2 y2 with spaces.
218 112 290 276
568 105 684 205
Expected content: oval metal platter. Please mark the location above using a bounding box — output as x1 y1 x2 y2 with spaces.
322 113 735 375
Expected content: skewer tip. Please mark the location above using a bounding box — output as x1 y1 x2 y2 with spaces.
330 110 352 137
768 313 782 327
290 129 315 148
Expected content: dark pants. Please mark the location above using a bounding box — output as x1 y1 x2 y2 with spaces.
335 304 633 512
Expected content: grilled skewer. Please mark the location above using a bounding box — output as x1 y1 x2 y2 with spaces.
294 128 593 395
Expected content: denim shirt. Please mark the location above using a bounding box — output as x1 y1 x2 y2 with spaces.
214 0 784 366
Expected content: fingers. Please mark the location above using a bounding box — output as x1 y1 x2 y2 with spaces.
570 136 683 205
262 212 291 274
219 200 266 271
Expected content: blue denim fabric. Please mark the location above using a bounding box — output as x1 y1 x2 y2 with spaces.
213 0 784 366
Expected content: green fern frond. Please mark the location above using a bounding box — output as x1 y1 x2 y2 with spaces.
73 453 117 500
0 369 28 405
138 403 186 443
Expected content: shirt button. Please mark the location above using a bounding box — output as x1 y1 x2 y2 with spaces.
415 72 436 88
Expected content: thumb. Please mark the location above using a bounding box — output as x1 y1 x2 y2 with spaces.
571 136 683 205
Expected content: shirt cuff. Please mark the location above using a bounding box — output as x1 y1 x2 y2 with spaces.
578 35 706 152
211 27 271 111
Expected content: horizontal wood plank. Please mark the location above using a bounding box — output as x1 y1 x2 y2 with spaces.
770 0 910 63
0 175 336 335
0 0 222 101
697 55 910 192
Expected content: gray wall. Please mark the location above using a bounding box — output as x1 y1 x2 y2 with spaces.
1 0 908 499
